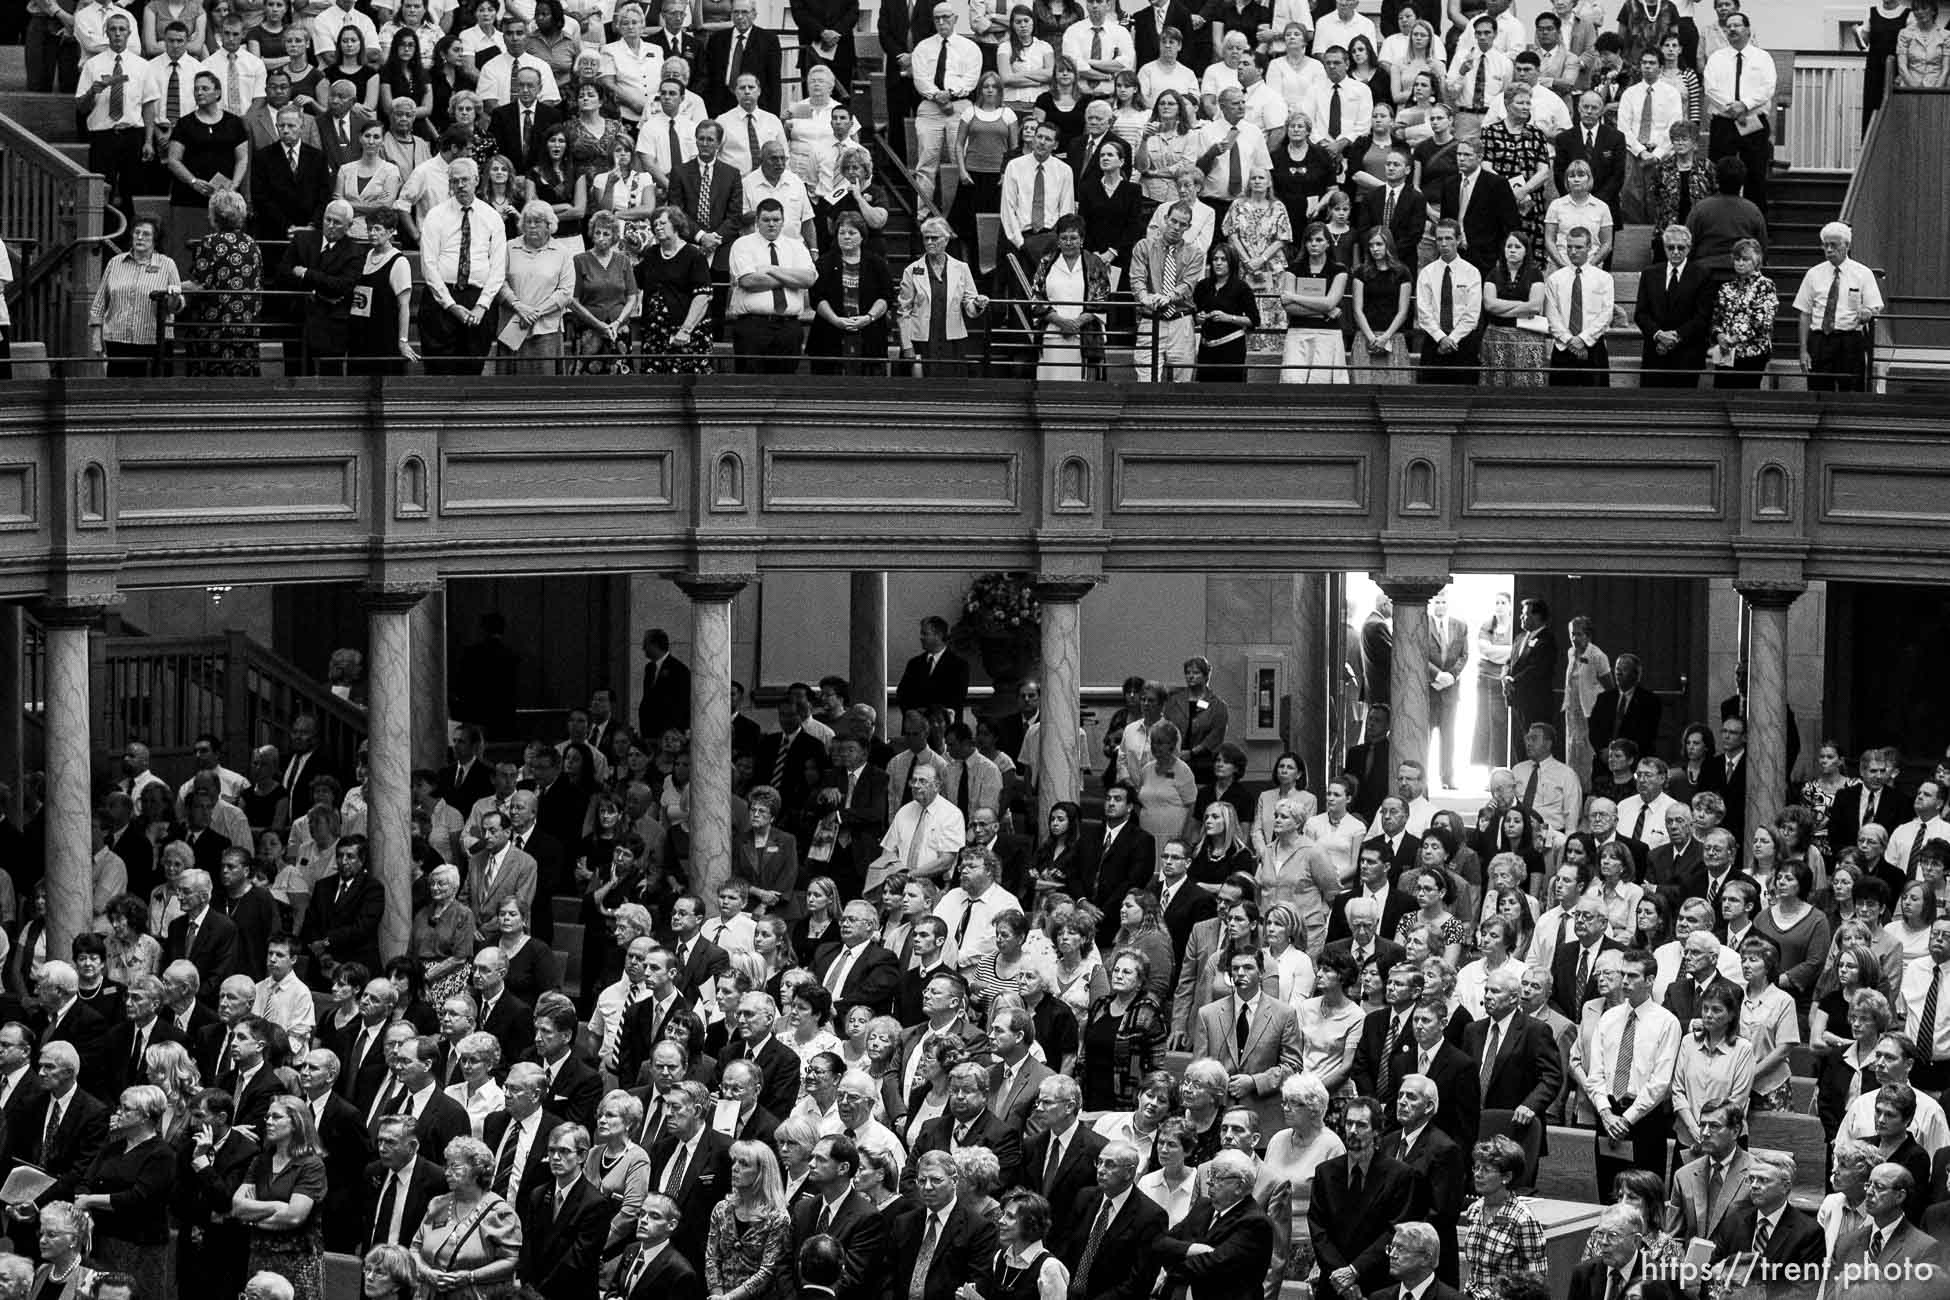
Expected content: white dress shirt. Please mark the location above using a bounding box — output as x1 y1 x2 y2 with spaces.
1311 10 1377 54
1415 255 1482 344
1193 118 1271 197
207 46 266 110
1793 257 1884 333
999 152 1076 244
1061 21 1135 92
934 883 1024 967
1445 44 1512 109
476 51 563 105
1703 41 1776 126
1307 75 1372 145
76 50 156 131
1545 261 1614 349
418 197 508 302
713 106 786 173
145 52 205 123
727 230 815 316
740 168 813 236
1588 997 1682 1124
1618 78 1685 158
634 105 706 174
912 32 983 97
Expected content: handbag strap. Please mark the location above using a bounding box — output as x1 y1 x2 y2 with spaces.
433 1194 501 1272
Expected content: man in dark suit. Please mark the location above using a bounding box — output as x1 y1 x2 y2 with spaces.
218 1016 293 1137
1089 784 1160 949
894 616 970 723
905 1062 1023 1191
616 1192 705 1300
10 1043 107 1207
164 868 242 999
1633 225 1714 387
1309 1097 1414 1297
668 895 733 1000
105 975 190 1094
1021 1076 1108 1242
1440 138 1521 274
637 628 691 741
534 1003 603 1130
1359 148 1427 259
1371 1220 1463 1300
0 1021 47 1164
33 967 113 1100
821 733 891 901
1567 1204 1655 1300
1344 709 1393 824
1404 999 1480 1150
1827 747 1906 858
388 1034 473 1156
1460 965 1562 1186
1550 900 1622 1017
1708 1151 1826 1300
298 1045 372 1252
1552 91 1626 220
1328 847 1417 949
790 1133 890 1300
1155 1149 1276 1296
1587 654 1664 767
470 952 536 1078
518 1124 612 1300
1663 932 1742 1026
720 994 804 1118
702 4 784 115
362 1116 448 1250
299 833 387 988
482 1063 562 1205
811 907 902 1019
1132 0 1200 67
249 108 331 240
440 725 496 813
757 699 830 825
1349 963 1423 1114
897 920 953 1025
1503 597 1559 764
1057 1138 1165 1300
1359 593 1394 712
487 65 562 167
648 1081 735 1270
891 1147 1001 1300
1378 1084 1468 1287
315 78 376 174
1696 715 1751 841
666 120 744 302
1362 799 1421 876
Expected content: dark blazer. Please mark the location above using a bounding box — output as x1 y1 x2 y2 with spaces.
1549 937 1622 1018
277 224 365 362
1587 686 1665 768
649 1127 734 1265
1058 1183 1167 1300
518 1175 611 1300
1565 1258 1644 1300
1664 972 1742 1028
105 1016 190 1095
719 1033 802 1118
298 871 387 983
1345 737 1391 821
906 1109 1022 1193
811 941 902 1018
1415 1040 1483 1149
1367 1281 1464 1300
218 884 280 979
332 1017 394 1110
478 990 536 1076
1376 1125 1467 1284
895 649 971 723
824 762 892 886
166 823 231 873
1363 831 1421 877
76 1132 177 1244
1309 1153 1415 1291
666 155 745 246
0 1070 47 1169
360 1155 447 1250
1154 1194 1276 1296
481 1107 564 1208
1327 887 1417 945
19 1087 110 1203
891 1197 1000 1300
1708 1203 1826 1300
1674 866 1759 918
637 653 692 741
615 994 685 1090
808 250 896 361
1696 752 1750 838
313 1089 372 1252
1020 1123 1106 1241
1647 836 1704 892
1358 180 1428 254
1460 1009 1563 1119
1631 252 1714 375
217 1063 290 1137
165 908 242 999
1438 165 1522 273
644 23 703 64
1348 1006 1416 1111
788 1188 889 1300
316 106 377 173
403 1087 473 1157
1551 123 1626 214
622 1237 705 1300
756 728 830 817
487 100 563 168
1826 784 1907 858
702 25 784 113
1087 822 1159 945
248 139 331 240
1132 0 1202 66
438 758 496 812
35 1000 112 1100
539 1054 604 1131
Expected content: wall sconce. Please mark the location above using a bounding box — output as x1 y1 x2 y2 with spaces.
206 585 234 606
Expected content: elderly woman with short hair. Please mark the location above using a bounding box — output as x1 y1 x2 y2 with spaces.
442 1031 505 1138
568 209 640 372
411 864 475 1007
1264 1072 1345 1280
89 217 184 376
896 216 988 377
412 1137 523 1300
181 186 261 375
496 198 576 374
31 1202 97 1300
585 1089 653 1253
72 1085 176 1299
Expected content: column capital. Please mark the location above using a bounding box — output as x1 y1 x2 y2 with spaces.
358 581 438 614
1375 576 1451 605
675 573 754 602
1735 580 1807 611
1032 575 1099 603
31 592 124 629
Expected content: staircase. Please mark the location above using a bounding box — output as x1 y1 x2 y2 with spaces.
1768 170 1850 353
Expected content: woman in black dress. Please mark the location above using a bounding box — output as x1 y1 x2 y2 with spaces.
378 28 432 127
633 205 714 373
73 1085 178 1300
809 213 894 374
1077 135 1144 285
346 209 417 373
1193 243 1257 381
1269 108 1340 235
528 124 587 242
330 25 381 111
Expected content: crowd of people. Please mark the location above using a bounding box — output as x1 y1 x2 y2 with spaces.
0 0 1911 388
3 603 1950 1300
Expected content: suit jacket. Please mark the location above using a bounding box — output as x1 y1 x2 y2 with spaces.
988 1054 1055 1132
311 1089 371 1251
644 23 703 64
1830 1219 1941 1300
481 1107 564 1208
1132 0 1203 66
755 728 829 819
105 1015 190 1095
1327 888 1417 946
316 106 377 173
1564 1257 1648 1300
1439 165 1523 273
1376 1126 1466 1282
811 942 902 1018
17 1088 109 1203
1460 1009 1563 1118
1648 836 1704 892
539 1054 603 1131
1360 611 1394 707
248 139 331 240
1708 1203 1826 1300
637 653 692 740
1406 1040 1483 1149
788 1188 889 1300
219 1063 290 1137
824 762 892 883
894 649 971 722
1021 1123 1107 1241
1345 737 1391 821
1189 995 1304 1137
518 1176 611 1300
361 1155 446 1250
666 156 745 246
1697 752 1750 837
1664 1148 1753 1242
465 845 539 937
332 1017 394 1111
0 1071 47 1172
1549 937 1622 1018
719 1033 802 1117
649 1127 734 1265
1349 1006 1417 1109
621 1238 705 1300
1088 822 1160 943
488 100 563 168
1826 784 1908 860
1664 972 1743 1028
1155 1194 1277 1294
906 1108 1022 1191
1358 180 1428 256
165 908 241 999
701 25 784 114
1551 123 1626 214
35 1000 112 1100
891 1197 999 1300
1308 1153 1415 1290
478 991 536 1081
438 759 496 812
670 934 733 1000
1587 686 1665 769
1366 1282 1464 1300
299 871 387 978
1059 1183 1167 1300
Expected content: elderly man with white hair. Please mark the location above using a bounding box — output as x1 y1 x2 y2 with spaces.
27 1040 108 1199
1153 1146 1277 1294
418 154 507 374
1378 1074 1466 1283
278 195 365 375
1568 1202 1648 1300
0 1258 31 1300
36 963 116 1098
1795 220 1883 393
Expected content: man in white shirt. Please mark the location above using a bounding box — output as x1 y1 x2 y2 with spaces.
1416 219 1482 383
872 763 967 891
741 140 815 245
145 21 204 136
1617 758 1682 852
1194 87 1271 207
1488 52 1569 136
1545 226 1613 386
1701 11 1774 211
208 17 267 116
1618 51 1683 224
727 196 816 371
933 848 1023 973
940 724 1003 820
912 5 982 208
1836 1033 1950 1155
476 15 561 107
633 75 704 186
1511 721 1582 832
600 0 665 124
397 125 471 242
1587 948 1681 1192
1886 780 1950 877
252 934 317 1046
1444 15 1510 135
1062 0 1134 96
1308 46 1371 148
418 157 507 373
1236 58 1286 134
1794 219 1884 393
713 71 785 173
313 0 380 56
1396 760 1435 835
999 121 1075 267
1310 0 1375 58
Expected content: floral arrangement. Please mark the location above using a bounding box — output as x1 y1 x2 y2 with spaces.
956 571 1041 639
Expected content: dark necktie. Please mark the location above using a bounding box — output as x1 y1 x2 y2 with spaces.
668 116 681 169
771 731 791 787
955 899 976 945
1753 1214 1771 1255
1383 186 1395 229
1576 945 1591 1000
1823 265 1841 331
1632 803 1649 840
1704 1160 1722 1213
1378 1014 1401 1097
492 1121 521 1194
730 32 746 85
185 917 200 955
1522 762 1542 808
1473 54 1488 108
1480 1020 1501 1091
1235 1001 1250 1053
1611 1008 1637 1096
1349 1160 1364 1198
1031 161 1047 228
130 1026 147 1079
663 1140 690 1193
1667 264 1678 293
1921 966 1944 1062
1439 264 1454 332
1091 26 1103 58
956 763 971 813
1075 1197 1113 1294
42 1098 63 1159
1568 268 1583 335
457 210 473 289
109 54 125 119
817 1198 834 1233
288 146 300 175
934 38 949 92
746 113 760 168
373 1170 401 1243
167 62 183 120
696 161 713 228
1329 84 1342 137
1043 1135 1062 1193
521 107 532 156
1734 51 1745 107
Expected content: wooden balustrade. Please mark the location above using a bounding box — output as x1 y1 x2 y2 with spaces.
1784 53 1867 173
0 109 107 359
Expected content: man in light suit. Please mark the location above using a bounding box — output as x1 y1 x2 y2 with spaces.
465 809 537 945
987 1007 1055 1132
1189 948 1305 1139
1424 592 1470 791
1834 1162 1943 1300
1664 1100 1753 1242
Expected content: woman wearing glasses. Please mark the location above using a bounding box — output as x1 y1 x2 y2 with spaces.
73 1087 178 1300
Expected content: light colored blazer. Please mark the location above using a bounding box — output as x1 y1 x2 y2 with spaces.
1190 993 1305 1137
897 254 982 344
464 844 538 938
1664 1146 1754 1242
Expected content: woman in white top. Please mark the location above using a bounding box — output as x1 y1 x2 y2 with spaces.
1585 841 1644 943
959 1192 1071 1300
1454 915 1521 1019
1091 1070 1176 1173
1302 775 1367 886
785 68 855 190
1543 160 1615 269
1251 751 1318 857
1261 902 1317 1005
998 5 1056 116
1262 1073 1345 1281
1136 1117 1200 1227
1886 878 1935 968
1386 19 1442 105
442 1030 506 1138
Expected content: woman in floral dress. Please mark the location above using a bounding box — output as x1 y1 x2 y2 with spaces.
184 189 261 376
1222 167 1291 359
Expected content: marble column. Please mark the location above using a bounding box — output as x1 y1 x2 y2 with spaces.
409 584 448 771
1380 577 1448 789
0 605 21 821
361 583 430 963
35 596 117 956
1290 574 1331 796
1738 581 1804 841
849 572 888 740
677 574 750 899
1034 578 1096 814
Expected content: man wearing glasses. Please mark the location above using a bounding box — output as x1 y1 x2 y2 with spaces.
1153 1148 1275 1295
297 1046 370 1251
1566 1204 1646 1300
1378 1222 1460 1300
1830 1163 1940 1293
515 1123 611 1300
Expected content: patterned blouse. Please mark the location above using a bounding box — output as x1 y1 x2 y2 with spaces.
1460 1194 1548 1300
704 1201 794 1300
1074 992 1168 1109
1647 158 1715 237
1712 272 1779 360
